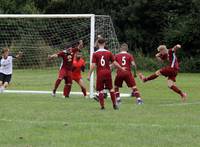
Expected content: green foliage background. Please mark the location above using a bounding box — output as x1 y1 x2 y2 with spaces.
0 0 200 72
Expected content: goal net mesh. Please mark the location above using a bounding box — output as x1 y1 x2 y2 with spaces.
0 15 120 93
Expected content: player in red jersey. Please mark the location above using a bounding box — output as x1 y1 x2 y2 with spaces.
48 40 83 97
72 51 87 97
139 44 187 102
88 38 126 110
114 43 143 104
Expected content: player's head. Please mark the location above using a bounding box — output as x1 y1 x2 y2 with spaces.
157 45 168 54
76 51 82 59
1 48 9 57
97 38 106 48
120 43 128 51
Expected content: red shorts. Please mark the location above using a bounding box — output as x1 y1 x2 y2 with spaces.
160 66 178 82
114 71 136 87
72 73 82 83
58 68 72 84
96 70 113 91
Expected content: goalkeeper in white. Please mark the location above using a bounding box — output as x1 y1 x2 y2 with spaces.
0 48 23 93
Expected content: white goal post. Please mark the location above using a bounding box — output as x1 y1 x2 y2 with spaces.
0 14 120 98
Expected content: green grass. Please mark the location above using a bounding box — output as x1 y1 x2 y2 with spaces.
0 69 200 147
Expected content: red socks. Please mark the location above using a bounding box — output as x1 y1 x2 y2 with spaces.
145 73 159 82
99 92 104 108
132 88 141 98
53 79 62 92
115 87 120 98
170 85 183 96
64 84 71 97
110 91 116 106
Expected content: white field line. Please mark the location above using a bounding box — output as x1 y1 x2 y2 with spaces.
4 90 130 97
1 118 200 128
159 101 200 107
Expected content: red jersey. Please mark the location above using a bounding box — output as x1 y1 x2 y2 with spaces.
57 48 78 71
92 48 114 74
72 57 85 79
115 51 134 73
159 48 179 70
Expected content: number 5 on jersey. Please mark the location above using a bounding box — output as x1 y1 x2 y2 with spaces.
122 56 126 66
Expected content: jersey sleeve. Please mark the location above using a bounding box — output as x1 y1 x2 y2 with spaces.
57 51 64 57
72 47 79 53
130 54 134 62
110 52 115 63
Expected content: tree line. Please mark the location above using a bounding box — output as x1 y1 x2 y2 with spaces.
0 0 200 72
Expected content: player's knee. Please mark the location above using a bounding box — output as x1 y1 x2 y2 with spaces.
132 86 137 89
167 80 174 88
109 89 115 93
155 70 161 76
3 82 9 88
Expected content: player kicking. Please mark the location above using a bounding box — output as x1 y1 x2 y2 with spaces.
48 40 83 97
139 44 187 102
114 43 143 105
87 38 126 110
72 51 87 97
0 48 23 93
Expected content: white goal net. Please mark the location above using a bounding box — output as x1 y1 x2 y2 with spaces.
0 14 120 98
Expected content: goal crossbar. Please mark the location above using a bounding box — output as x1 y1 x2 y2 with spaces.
0 14 95 18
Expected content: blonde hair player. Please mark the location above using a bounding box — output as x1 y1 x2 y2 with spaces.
139 44 187 102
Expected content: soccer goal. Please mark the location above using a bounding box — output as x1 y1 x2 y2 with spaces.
0 14 120 98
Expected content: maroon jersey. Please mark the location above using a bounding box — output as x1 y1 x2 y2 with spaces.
92 48 114 74
115 51 134 73
57 48 78 71
159 48 179 70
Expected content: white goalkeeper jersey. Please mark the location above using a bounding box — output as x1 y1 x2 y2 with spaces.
0 56 13 75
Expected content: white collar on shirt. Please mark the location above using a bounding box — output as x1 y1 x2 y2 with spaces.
96 48 108 52
120 51 127 53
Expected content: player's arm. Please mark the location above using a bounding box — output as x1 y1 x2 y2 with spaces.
77 40 84 50
15 51 23 59
113 61 126 71
172 44 181 52
87 63 96 81
131 61 137 77
48 53 58 60
155 53 162 62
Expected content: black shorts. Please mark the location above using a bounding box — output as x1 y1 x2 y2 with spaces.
0 73 12 83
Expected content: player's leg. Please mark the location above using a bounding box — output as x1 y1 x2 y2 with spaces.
131 86 143 104
106 76 118 110
114 74 123 104
0 81 3 93
167 79 187 102
63 76 72 98
139 70 161 82
0 74 11 93
125 73 143 104
96 78 105 109
76 78 87 97
52 70 64 96
0 73 4 93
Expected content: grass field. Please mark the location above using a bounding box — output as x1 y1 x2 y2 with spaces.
0 69 200 147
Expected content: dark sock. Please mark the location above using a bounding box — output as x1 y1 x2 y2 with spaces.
64 84 71 97
110 91 116 106
53 79 61 93
170 85 183 96
145 73 159 82
99 92 104 108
